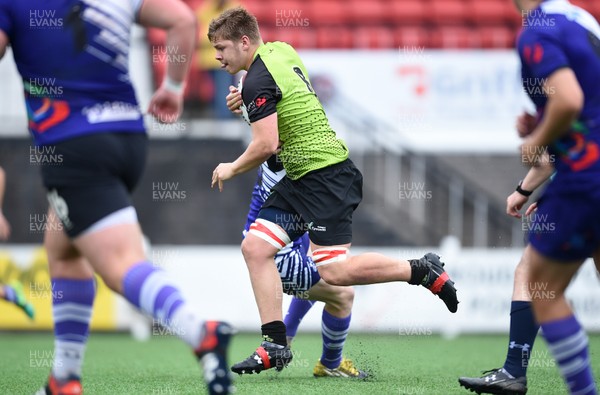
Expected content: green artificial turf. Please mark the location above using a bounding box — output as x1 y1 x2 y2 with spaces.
1 332 598 394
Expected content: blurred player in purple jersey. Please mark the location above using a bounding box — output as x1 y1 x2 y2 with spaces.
0 1 234 394
460 104 600 394
459 159 552 394
506 1 599 394
462 2 600 393
242 156 367 378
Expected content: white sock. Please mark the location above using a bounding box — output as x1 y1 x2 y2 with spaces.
169 304 204 349
52 340 86 380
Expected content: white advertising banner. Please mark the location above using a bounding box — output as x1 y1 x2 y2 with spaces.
2 245 599 336
299 50 532 153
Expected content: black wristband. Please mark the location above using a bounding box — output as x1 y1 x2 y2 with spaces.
516 180 533 197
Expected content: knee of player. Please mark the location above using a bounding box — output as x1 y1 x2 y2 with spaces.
240 237 255 260
97 271 122 294
104 277 122 294
241 236 272 262
318 265 346 286
337 286 355 309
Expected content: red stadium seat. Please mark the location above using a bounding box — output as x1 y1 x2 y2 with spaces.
269 0 310 27
241 0 272 26
505 3 524 28
468 0 512 25
479 26 516 49
591 4 600 20
316 26 354 48
273 27 317 48
570 0 590 12
258 26 276 44
574 1 600 19
353 27 394 49
185 64 213 103
308 0 349 25
390 0 429 24
430 26 480 48
393 26 431 49
429 0 469 25
348 0 387 25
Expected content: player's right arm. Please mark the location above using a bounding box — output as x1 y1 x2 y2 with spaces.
137 0 197 123
212 62 281 191
226 59 282 177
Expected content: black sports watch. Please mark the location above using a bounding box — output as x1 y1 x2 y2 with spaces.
516 180 533 197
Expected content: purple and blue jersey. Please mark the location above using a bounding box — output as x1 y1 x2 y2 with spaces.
0 0 146 146
519 0 600 260
518 0 600 184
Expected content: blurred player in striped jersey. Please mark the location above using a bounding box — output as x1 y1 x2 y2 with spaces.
0 1 234 394
241 155 367 378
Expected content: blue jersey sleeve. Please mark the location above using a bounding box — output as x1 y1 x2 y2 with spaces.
242 170 266 236
0 0 13 38
519 28 570 80
296 233 310 256
131 0 145 21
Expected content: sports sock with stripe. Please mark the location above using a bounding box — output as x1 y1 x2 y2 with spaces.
542 315 597 395
122 261 203 349
51 278 95 380
320 310 351 369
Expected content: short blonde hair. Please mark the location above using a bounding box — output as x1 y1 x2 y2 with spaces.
207 7 261 44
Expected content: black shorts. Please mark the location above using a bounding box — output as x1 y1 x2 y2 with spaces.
40 132 147 237
260 159 363 246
